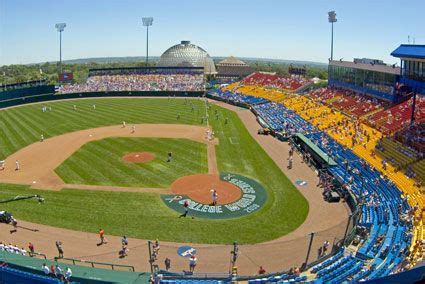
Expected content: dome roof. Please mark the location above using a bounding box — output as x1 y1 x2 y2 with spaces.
158 41 217 74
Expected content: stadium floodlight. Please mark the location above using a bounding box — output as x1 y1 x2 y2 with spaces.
328 11 337 61
55 23 67 73
142 17 154 67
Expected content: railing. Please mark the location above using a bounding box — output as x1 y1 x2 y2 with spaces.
30 252 47 260
54 257 135 272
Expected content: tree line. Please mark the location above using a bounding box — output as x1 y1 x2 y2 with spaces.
0 60 328 85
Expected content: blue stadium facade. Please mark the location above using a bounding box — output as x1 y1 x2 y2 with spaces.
328 44 425 103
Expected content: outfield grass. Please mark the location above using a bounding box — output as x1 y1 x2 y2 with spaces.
55 138 208 187
0 98 308 244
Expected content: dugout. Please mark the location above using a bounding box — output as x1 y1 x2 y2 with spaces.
292 133 337 169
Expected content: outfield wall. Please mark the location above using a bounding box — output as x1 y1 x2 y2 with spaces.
0 91 205 108
0 85 55 101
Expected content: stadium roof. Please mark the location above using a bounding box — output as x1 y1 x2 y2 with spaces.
329 60 400 75
158 41 217 74
391 44 425 60
217 56 249 66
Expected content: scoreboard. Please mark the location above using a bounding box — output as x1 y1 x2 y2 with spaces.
58 72 74 82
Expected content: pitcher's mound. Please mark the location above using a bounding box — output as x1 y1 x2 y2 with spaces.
171 174 241 205
122 152 155 163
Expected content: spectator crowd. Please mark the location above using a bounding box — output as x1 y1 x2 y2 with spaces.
58 74 205 93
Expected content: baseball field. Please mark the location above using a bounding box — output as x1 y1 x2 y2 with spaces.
0 98 309 244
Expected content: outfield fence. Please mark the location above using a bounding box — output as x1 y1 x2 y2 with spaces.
0 91 205 108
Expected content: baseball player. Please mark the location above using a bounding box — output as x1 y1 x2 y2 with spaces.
15 160 20 171
211 190 218 206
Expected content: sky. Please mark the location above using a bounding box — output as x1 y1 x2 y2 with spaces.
0 0 424 66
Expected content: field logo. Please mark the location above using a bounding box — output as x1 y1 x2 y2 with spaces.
161 172 267 219
177 246 197 258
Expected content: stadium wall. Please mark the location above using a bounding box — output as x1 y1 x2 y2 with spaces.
0 91 205 108
0 85 55 101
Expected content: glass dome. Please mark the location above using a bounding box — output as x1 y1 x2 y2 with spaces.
158 41 217 74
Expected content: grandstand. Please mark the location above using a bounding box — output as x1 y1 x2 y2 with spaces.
58 66 205 94
206 43 425 284
241 72 311 92
309 87 388 118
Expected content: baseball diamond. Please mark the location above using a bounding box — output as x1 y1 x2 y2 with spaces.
1 3 424 282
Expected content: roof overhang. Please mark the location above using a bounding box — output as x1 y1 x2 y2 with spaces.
391 44 425 60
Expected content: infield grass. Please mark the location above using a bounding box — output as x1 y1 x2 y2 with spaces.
55 138 208 188
0 98 308 244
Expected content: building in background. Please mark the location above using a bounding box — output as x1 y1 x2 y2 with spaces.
215 56 254 83
353 58 385 65
158 41 217 75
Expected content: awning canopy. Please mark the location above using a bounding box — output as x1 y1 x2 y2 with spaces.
295 133 338 167
391 44 425 60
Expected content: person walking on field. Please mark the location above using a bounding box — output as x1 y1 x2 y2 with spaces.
98 229 107 245
167 152 172 162
10 218 18 234
15 160 20 171
189 255 197 273
56 240 64 258
179 200 189 218
28 242 35 257
288 156 293 169
164 257 171 271
211 189 218 206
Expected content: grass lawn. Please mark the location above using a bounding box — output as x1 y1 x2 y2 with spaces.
55 138 208 188
0 98 308 244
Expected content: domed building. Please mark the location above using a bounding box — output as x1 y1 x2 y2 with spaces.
158 41 217 75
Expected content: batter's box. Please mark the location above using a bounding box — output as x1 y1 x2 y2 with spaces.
229 138 239 144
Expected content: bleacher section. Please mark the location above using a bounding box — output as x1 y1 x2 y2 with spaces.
252 103 317 135
309 87 387 118
367 96 425 134
395 123 425 153
241 72 311 91
207 83 424 282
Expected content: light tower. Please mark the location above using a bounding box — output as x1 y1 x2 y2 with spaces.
328 11 337 61
55 23 66 73
142 17 153 67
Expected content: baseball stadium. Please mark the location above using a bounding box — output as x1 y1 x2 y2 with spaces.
0 2 424 284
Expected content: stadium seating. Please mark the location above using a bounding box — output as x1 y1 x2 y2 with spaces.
0 266 61 284
310 88 387 118
210 83 424 282
241 72 310 91
252 102 318 135
394 123 425 154
58 74 205 93
367 96 425 134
